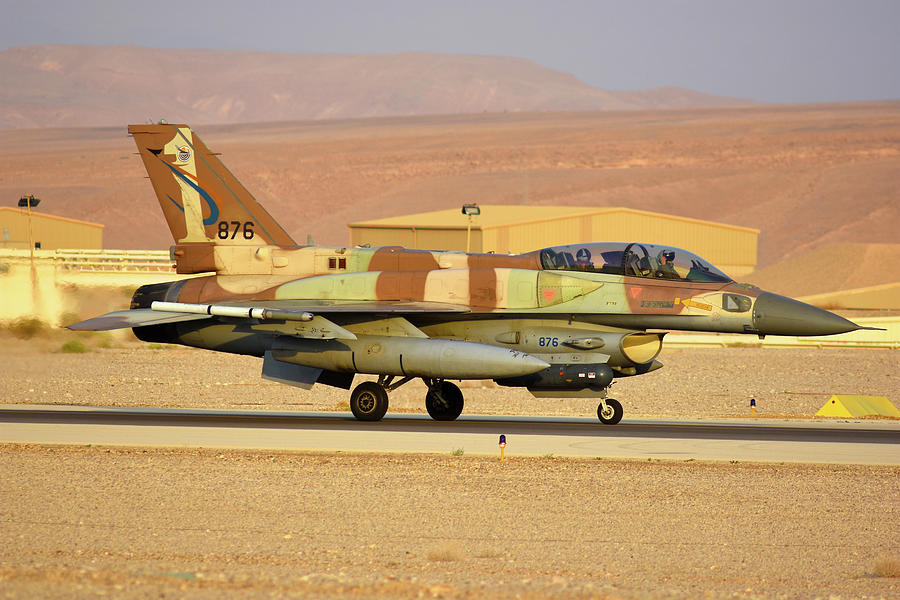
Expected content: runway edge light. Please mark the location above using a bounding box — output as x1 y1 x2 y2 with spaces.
815 395 899 418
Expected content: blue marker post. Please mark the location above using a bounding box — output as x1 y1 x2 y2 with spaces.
499 435 507 462
750 398 757 416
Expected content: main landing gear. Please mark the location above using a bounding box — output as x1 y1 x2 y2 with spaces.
423 379 464 421
348 376 465 422
349 381 390 421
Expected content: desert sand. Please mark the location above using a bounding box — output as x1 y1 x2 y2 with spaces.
2 445 898 599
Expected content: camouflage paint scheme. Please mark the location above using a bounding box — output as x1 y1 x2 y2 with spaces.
70 124 866 423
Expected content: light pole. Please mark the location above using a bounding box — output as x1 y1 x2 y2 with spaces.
461 203 480 253
18 195 40 268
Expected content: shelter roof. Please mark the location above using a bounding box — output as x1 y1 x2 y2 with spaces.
0 207 104 229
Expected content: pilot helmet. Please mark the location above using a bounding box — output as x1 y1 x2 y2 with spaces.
659 250 675 262
576 248 592 262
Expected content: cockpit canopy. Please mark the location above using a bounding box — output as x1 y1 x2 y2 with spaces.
539 243 732 283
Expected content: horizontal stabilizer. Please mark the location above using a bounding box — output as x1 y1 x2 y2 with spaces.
67 309 211 331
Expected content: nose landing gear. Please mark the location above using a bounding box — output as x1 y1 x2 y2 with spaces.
597 398 623 424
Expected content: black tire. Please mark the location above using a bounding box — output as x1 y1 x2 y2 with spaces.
350 382 389 421
425 381 464 421
597 398 623 425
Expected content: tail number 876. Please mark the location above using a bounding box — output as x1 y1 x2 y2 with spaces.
217 221 255 240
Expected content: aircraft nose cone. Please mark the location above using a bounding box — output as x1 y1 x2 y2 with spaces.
753 292 860 336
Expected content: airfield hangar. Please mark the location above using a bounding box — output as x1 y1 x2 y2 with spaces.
0 207 103 251
349 206 760 278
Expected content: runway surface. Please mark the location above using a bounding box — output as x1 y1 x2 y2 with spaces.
1 405 898 464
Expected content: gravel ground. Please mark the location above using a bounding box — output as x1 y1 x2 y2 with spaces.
1 445 898 599
1 336 898 598
1 335 896 420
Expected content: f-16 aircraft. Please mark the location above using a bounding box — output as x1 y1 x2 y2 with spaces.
69 123 869 424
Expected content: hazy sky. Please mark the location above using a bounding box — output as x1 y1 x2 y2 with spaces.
3 0 898 103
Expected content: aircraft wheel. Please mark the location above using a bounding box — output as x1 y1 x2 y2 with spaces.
425 381 464 421
350 382 389 421
597 398 623 425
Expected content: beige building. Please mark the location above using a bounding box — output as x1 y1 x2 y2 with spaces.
0 207 103 250
349 206 759 277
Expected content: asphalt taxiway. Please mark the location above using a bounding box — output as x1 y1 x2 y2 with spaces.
1 405 897 464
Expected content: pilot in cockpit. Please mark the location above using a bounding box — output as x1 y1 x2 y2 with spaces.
655 249 680 279
575 247 594 271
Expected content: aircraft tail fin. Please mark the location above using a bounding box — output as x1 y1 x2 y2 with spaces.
128 123 296 271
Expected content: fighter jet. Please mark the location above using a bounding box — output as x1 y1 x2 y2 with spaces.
69 123 869 424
